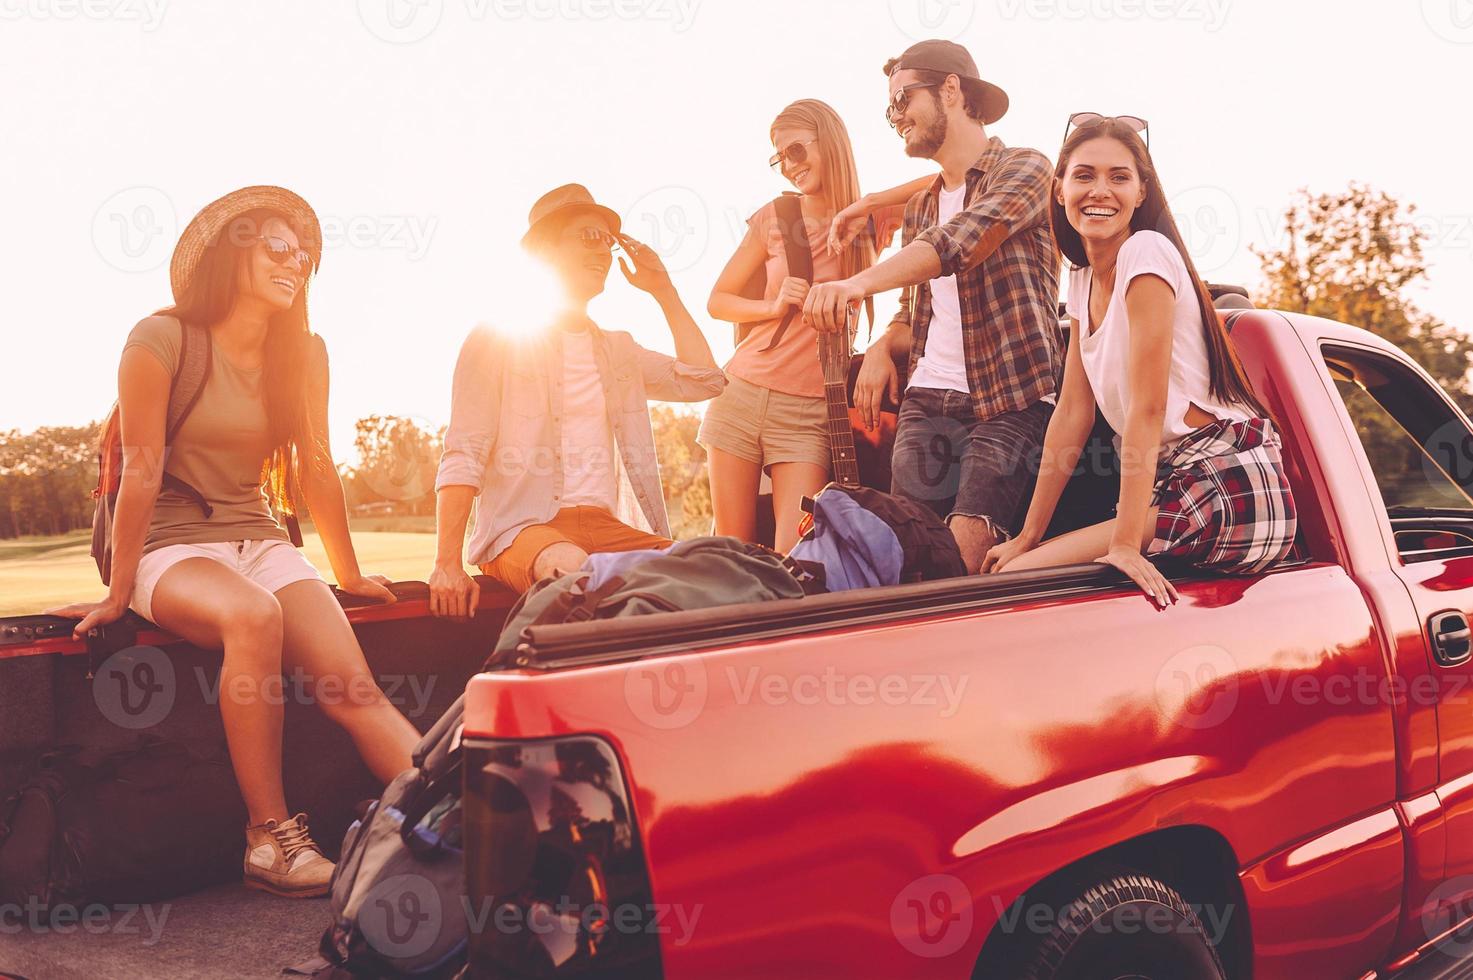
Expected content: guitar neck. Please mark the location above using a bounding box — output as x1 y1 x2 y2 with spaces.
818 331 861 489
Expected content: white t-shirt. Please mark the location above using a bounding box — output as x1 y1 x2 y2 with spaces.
1066 230 1251 449
560 330 618 511
907 182 969 393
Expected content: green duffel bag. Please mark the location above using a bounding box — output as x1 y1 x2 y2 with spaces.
486 536 809 669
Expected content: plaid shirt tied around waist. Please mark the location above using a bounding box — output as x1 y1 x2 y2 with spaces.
893 137 1064 421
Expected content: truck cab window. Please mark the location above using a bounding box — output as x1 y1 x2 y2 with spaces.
1324 345 1473 562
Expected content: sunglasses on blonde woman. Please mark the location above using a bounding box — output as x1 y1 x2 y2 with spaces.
768 139 819 172
1063 112 1150 149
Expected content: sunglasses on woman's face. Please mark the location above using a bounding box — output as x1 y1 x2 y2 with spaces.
1063 112 1150 149
257 236 313 273
768 138 819 172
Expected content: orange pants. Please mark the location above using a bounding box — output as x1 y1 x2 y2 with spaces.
480 506 673 594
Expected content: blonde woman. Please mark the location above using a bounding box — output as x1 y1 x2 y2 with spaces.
703 99 909 551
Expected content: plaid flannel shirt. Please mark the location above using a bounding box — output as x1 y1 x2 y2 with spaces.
892 137 1064 421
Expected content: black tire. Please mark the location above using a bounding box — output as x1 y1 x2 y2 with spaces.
1016 873 1227 980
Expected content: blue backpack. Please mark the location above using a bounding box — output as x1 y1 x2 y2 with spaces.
789 484 966 592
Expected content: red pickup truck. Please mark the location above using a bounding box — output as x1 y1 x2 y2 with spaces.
453 307 1473 980
4 305 1473 980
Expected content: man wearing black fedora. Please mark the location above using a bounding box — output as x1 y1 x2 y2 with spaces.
429 184 725 612
805 39 1063 575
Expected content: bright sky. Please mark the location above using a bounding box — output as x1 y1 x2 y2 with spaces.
2 0 1469 462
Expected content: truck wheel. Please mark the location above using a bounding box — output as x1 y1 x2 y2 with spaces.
1016 872 1227 980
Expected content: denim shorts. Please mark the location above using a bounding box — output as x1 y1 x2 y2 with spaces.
131 538 322 623
890 388 1052 538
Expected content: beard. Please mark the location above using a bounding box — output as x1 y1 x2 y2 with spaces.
905 111 948 159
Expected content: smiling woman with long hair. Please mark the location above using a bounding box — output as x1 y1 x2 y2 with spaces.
48 186 420 898
702 99 894 551
980 117 1297 602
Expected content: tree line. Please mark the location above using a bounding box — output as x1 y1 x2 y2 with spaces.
0 406 713 542
1 184 1467 541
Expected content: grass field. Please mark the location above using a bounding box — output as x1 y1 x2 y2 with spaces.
0 522 440 617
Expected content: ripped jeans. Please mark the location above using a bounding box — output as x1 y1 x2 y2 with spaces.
889 388 1052 540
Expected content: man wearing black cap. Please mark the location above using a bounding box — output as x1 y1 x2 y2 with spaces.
429 184 725 611
804 39 1062 574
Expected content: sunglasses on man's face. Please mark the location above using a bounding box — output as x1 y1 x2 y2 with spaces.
574 227 621 252
257 236 313 274
1064 112 1150 149
885 81 940 127
768 138 819 173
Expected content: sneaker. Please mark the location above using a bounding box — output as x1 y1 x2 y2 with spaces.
243 813 335 898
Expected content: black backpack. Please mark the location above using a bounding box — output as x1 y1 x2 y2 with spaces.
732 194 875 350
0 738 245 909
313 698 469 979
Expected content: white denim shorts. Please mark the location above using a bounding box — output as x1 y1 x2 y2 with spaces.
130 538 324 623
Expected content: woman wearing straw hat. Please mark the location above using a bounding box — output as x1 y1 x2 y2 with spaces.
47 186 420 897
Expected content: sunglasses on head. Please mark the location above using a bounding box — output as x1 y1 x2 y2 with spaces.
257 236 313 273
769 138 819 172
885 81 940 127
1063 112 1150 149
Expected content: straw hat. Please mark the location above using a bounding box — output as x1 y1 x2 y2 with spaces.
521 183 622 249
169 185 322 302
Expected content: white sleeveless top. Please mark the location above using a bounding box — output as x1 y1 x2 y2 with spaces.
1066 230 1251 449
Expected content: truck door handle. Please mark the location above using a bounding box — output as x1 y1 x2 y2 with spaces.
1431 611 1472 667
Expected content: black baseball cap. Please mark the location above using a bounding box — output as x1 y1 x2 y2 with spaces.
886 39 1009 125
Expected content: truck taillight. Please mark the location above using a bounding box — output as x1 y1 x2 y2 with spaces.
462 736 662 979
